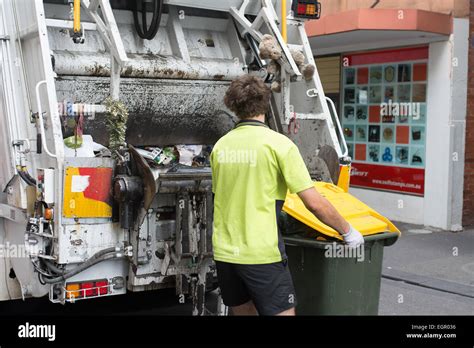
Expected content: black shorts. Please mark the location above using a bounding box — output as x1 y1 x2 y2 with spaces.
215 260 297 315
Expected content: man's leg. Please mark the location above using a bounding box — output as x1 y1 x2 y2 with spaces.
276 307 295 316
230 300 258 316
215 261 253 315
235 261 297 316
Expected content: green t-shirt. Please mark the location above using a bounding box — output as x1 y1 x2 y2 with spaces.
210 119 314 264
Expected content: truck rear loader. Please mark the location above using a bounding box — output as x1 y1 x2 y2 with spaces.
0 0 395 315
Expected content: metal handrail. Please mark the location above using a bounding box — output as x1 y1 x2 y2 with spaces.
35 80 57 158
326 96 348 157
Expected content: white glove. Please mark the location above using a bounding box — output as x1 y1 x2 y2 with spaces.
342 225 364 248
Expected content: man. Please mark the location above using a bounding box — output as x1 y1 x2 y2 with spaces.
210 75 364 316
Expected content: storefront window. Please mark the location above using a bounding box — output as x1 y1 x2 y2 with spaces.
342 47 428 195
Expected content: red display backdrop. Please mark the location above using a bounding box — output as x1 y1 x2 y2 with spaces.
350 163 425 196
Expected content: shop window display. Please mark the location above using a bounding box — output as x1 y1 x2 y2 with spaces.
341 47 428 195
342 60 427 169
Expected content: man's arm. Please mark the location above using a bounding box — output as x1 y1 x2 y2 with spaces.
297 187 350 235
274 142 363 246
297 187 364 247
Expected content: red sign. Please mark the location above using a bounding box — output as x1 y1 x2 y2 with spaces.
343 46 429 67
350 163 425 196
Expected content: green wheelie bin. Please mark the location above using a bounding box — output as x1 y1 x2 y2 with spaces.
284 232 398 315
280 182 400 315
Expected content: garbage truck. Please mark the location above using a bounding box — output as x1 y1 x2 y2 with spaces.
0 0 399 315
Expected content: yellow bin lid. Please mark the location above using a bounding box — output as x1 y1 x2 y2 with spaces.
283 182 400 240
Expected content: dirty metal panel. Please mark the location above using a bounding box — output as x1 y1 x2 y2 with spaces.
285 119 337 180
60 223 123 264
52 51 243 80
55 77 238 147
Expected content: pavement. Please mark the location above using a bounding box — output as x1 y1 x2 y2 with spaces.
378 222 474 315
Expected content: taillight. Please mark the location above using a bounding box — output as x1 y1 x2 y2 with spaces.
81 282 96 297
65 283 81 299
306 4 316 15
297 4 306 15
292 0 321 19
95 280 108 295
65 280 109 299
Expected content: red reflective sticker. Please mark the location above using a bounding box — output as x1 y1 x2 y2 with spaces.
77 167 113 203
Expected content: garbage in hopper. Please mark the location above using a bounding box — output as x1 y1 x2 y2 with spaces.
136 145 212 168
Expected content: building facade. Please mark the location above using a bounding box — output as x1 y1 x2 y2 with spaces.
464 1 474 226
307 0 471 230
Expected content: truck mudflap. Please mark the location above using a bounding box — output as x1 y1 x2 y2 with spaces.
283 182 401 240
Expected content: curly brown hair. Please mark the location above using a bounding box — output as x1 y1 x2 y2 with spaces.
224 75 271 120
